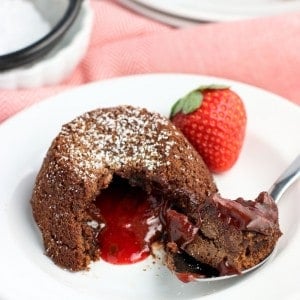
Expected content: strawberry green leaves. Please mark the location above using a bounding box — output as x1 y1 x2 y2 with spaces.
170 91 203 117
170 84 229 117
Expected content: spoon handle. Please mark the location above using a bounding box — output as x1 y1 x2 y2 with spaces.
269 155 300 203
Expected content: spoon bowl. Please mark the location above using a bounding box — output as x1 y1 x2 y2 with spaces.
195 154 300 282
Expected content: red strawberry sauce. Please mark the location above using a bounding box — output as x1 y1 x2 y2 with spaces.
95 179 162 264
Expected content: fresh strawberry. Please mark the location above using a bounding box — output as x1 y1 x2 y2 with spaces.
170 85 247 173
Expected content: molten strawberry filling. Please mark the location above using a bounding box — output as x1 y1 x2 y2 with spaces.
95 178 162 264
94 177 202 266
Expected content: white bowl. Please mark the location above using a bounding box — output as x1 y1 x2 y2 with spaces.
0 0 93 89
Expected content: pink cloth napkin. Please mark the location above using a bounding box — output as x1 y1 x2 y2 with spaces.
1 0 300 123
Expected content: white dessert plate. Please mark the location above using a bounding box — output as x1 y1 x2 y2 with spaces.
130 0 300 22
0 74 299 300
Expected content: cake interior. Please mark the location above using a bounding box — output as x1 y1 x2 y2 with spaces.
88 175 165 265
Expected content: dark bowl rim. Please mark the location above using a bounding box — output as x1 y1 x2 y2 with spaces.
0 0 83 72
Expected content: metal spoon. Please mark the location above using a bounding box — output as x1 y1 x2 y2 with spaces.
195 154 300 282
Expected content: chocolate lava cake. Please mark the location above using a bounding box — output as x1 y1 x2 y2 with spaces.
31 105 281 279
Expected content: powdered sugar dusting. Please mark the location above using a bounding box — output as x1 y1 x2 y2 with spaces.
58 106 177 179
